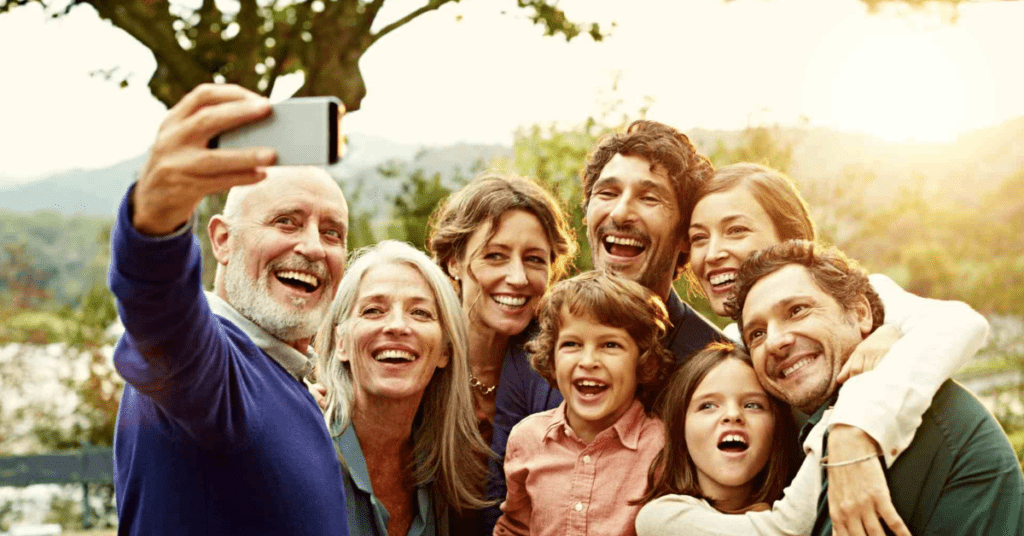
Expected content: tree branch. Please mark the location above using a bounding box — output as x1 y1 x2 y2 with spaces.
367 0 455 47
87 0 209 104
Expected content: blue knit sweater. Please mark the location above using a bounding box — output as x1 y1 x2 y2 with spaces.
109 187 349 536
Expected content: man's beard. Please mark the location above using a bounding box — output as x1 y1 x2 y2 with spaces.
590 221 678 297
223 246 331 343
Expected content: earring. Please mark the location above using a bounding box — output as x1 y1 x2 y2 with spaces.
453 275 460 282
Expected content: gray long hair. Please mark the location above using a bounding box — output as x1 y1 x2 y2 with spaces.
314 240 491 512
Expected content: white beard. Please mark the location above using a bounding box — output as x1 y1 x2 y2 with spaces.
223 245 330 343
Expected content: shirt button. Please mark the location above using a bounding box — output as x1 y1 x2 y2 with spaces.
574 502 583 512
583 455 591 463
891 448 898 456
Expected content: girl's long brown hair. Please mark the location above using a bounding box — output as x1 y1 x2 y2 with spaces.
635 342 800 509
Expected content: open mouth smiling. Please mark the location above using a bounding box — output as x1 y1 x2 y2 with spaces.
780 356 815 378
573 378 609 397
492 294 528 310
602 234 647 259
275 270 322 293
707 270 737 292
373 348 418 364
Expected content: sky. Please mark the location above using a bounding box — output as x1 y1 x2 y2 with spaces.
0 0 1022 185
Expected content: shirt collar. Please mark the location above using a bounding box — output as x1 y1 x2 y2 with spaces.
799 391 840 444
543 399 648 450
205 291 314 382
336 424 374 494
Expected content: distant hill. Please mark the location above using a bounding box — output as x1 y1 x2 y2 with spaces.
0 134 506 217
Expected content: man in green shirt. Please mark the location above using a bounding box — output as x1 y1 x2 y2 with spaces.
733 240 1024 536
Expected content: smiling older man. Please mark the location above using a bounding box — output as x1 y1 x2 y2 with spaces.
109 84 350 536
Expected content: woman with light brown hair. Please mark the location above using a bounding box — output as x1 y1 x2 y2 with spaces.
657 161 990 534
426 172 577 532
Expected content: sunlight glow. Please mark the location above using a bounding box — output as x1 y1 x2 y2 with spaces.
803 16 998 143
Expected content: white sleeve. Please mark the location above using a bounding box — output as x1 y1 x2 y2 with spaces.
723 323 743 344
634 452 820 536
829 273 989 466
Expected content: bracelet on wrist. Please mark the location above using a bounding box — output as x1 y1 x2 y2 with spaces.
820 453 880 468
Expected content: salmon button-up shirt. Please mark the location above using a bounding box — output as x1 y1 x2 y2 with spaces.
494 399 664 536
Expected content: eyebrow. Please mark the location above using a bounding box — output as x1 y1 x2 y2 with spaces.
743 294 814 328
591 176 620 191
358 292 435 305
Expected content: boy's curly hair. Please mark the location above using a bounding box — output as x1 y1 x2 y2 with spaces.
527 270 675 389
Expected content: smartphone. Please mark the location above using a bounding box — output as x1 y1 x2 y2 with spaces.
209 96 343 165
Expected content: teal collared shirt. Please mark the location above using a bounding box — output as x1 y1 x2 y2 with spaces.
334 424 438 536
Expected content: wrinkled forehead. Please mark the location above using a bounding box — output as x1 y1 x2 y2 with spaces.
243 167 348 219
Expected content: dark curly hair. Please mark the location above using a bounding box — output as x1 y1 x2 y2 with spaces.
729 240 885 344
581 120 714 276
527 270 675 391
427 172 577 288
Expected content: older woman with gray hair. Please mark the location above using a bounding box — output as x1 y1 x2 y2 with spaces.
314 240 491 536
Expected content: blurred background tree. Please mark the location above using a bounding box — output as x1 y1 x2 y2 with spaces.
0 0 605 112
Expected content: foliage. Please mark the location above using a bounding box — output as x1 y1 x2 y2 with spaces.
708 123 797 173
381 162 463 252
0 0 603 111
0 211 111 306
0 500 12 532
42 491 79 530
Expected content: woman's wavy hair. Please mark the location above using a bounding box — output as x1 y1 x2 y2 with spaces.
313 240 491 514
636 342 799 509
582 120 714 277
427 172 577 291
684 163 816 296
527 270 675 391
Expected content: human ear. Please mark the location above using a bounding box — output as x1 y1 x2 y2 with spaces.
436 342 451 370
208 216 232 266
445 257 462 282
851 294 874 336
334 324 349 363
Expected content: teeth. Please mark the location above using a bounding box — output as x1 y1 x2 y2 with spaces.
709 272 736 286
782 357 813 378
575 380 606 387
493 295 528 308
604 235 645 248
721 434 747 445
276 270 320 288
373 349 416 361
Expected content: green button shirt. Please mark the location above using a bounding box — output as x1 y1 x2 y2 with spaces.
804 380 1024 535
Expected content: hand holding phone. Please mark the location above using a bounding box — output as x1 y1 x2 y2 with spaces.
133 83 275 236
209 97 344 166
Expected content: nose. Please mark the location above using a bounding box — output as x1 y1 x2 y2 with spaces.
608 194 635 226
765 323 794 360
382 308 410 335
705 235 728 265
722 401 745 424
293 224 326 262
578 346 599 368
505 258 528 287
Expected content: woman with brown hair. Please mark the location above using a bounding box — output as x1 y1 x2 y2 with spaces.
664 162 989 534
426 172 577 532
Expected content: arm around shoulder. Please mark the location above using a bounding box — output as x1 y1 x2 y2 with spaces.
831 273 989 466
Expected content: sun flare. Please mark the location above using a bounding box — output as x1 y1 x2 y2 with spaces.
804 20 998 143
